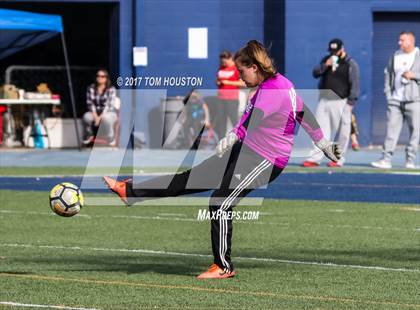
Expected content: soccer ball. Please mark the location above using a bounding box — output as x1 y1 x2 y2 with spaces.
49 183 84 217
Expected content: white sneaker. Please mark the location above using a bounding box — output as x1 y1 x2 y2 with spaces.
405 161 417 169
83 136 94 145
371 159 392 169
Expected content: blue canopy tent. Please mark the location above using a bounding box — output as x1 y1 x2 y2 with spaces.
0 8 81 148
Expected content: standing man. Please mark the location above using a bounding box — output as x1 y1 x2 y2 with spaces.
215 51 245 139
303 38 360 167
371 31 420 169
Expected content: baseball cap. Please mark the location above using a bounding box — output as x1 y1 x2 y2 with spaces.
328 38 343 53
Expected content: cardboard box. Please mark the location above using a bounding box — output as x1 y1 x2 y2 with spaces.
44 117 83 148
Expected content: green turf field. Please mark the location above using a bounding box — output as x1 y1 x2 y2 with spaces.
0 190 419 309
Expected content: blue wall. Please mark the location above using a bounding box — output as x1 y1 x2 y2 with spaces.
126 0 264 144
133 0 263 94
285 0 420 145
22 0 419 146
130 0 420 146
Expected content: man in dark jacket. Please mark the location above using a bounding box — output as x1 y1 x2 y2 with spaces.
303 38 360 167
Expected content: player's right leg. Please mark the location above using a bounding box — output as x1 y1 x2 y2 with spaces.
197 145 283 279
104 144 241 205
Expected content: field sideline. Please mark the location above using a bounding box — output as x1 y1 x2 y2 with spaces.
1 188 419 309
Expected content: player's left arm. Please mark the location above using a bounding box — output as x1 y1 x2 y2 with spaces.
296 94 342 162
234 87 323 142
295 99 323 143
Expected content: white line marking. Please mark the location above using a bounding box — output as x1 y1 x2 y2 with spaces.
0 301 100 310
1 243 419 274
400 207 420 212
0 210 194 222
0 173 167 178
286 182 420 189
157 213 187 217
85 196 264 206
109 214 195 222
389 171 420 175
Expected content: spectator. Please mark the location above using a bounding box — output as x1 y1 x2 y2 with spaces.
372 31 420 169
303 38 360 167
0 105 7 145
82 69 118 146
215 51 245 138
182 89 211 148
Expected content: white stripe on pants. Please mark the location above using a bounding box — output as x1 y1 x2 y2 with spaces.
218 159 271 271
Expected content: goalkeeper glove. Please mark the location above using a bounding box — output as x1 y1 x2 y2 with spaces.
315 138 342 163
216 132 238 158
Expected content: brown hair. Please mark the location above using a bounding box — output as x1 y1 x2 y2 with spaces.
234 40 277 78
219 50 233 59
95 68 111 89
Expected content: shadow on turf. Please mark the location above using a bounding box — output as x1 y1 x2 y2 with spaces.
0 271 34 275
9 247 420 275
10 254 272 276
10 255 206 276
287 248 420 264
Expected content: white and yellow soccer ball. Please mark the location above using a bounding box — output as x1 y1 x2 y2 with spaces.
49 183 84 217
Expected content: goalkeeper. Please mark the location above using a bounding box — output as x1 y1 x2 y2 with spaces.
104 40 342 279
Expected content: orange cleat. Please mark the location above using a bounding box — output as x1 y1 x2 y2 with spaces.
196 264 236 279
327 161 342 167
103 176 130 205
302 161 320 167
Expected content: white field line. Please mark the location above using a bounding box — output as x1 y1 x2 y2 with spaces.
389 171 420 175
0 210 194 222
0 209 419 232
157 213 187 217
0 173 167 178
2 179 420 190
0 170 167 179
1 169 420 178
0 301 100 310
286 182 420 189
1 243 419 274
84 197 264 206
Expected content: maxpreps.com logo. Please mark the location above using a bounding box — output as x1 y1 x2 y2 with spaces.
197 209 260 221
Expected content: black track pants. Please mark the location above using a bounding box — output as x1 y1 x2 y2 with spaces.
126 144 283 271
